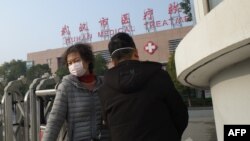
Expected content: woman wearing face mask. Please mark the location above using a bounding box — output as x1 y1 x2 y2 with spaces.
42 43 110 141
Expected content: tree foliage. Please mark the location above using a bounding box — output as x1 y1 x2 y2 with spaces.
167 53 194 106
180 0 192 21
0 60 51 95
0 54 107 87
0 83 4 98
26 64 51 81
0 60 51 83
94 54 108 76
0 60 26 82
55 65 69 79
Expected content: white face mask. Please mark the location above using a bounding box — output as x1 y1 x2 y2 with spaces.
68 61 86 77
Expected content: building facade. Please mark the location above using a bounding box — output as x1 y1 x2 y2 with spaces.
175 0 250 140
27 26 192 73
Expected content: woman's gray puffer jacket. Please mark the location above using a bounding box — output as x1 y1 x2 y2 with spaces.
42 74 110 141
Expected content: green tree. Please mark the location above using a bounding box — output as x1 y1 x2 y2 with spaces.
55 65 69 79
26 64 51 81
0 59 26 82
0 83 4 98
167 53 194 107
94 54 108 76
180 0 192 21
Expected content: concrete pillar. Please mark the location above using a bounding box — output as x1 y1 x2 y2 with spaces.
210 58 250 141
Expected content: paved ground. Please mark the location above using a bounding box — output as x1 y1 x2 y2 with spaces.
182 107 217 141
0 107 217 141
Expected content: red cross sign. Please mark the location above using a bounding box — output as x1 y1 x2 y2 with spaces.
144 41 158 55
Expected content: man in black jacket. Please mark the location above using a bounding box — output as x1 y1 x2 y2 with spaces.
99 32 188 141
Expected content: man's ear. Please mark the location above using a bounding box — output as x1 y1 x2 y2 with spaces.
134 49 139 59
112 59 118 66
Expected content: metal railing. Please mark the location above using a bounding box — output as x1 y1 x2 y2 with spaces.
0 73 66 141
33 76 59 141
1 76 27 141
34 76 67 141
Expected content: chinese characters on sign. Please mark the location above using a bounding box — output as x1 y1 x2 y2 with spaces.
79 23 88 32
98 17 111 40
61 25 71 46
144 8 156 32
61 25 71 36
168 2 180 15
61 23 92 46
144 8 154 20
168 2 183 28
121 13 130 25
99 17 109 27
121 13 134 35
61 1 192 44
143 2 188 32
98 15 135 39
79 22 92 42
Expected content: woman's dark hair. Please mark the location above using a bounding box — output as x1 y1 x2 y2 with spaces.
62 43 94 73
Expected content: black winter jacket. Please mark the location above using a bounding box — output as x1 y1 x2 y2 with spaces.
99 60 188 141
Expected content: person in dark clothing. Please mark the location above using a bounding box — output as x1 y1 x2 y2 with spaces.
99 32 188 141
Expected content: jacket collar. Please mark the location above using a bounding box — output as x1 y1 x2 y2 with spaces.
63 74 103 92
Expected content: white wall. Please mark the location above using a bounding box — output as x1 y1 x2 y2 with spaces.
175 0 250 88
175 0 250 140
210 58 250 141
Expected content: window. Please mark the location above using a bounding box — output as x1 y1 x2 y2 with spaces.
208 0 223 10
57 57 64 68
168 38 182 53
